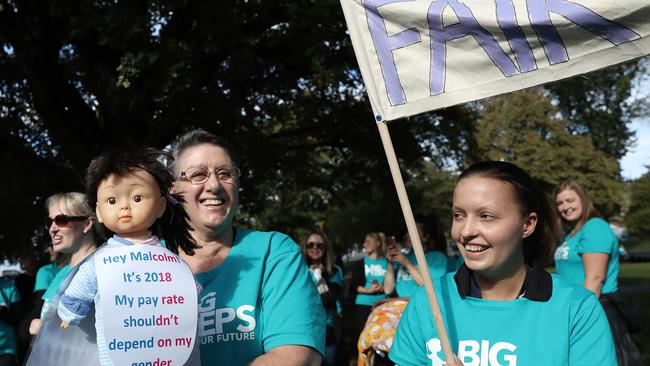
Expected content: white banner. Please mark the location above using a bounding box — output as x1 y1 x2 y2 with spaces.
95 245 198 366
340 0 650 121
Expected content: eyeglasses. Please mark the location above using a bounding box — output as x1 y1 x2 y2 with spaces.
45 214 88 229
178 166 241 185
306 242 325 250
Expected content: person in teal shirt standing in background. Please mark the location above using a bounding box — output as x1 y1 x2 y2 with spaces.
0 277 21 366
33 246 66 297
390 161 615 366
17 246 67 364
384 213 462 298
554 180 619 297
350 232 389 337
554 179 641 365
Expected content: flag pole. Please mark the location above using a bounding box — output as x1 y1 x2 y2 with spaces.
376 120 460 365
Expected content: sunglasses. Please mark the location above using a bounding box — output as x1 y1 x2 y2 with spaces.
45 214 88 229
306 242 325 250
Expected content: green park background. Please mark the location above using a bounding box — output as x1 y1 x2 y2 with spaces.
0 1 649 257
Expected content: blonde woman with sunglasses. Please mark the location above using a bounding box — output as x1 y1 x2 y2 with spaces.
28 192 99 336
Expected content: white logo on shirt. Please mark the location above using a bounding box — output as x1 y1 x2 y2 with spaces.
426 338 446 366
426 338 518 366
397 266 413 281
198 292 257 345
554 242 569 260
365 264 386 277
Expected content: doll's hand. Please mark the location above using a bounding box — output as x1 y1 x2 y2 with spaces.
60 321 70 329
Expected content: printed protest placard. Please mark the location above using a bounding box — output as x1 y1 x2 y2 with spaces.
96 245 198 366
340 0 650 121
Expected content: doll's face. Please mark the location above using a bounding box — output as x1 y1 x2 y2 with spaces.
96 169 166 240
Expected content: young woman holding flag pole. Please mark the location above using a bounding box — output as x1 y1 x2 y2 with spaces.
389 161 615 365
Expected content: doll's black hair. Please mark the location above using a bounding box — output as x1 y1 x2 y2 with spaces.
85 147 198 255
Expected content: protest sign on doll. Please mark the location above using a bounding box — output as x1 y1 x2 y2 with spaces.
96 244 198 366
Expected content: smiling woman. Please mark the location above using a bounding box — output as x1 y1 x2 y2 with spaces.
169 129 326 366
389 161 617 366
31 192 99 329
553 179 642 365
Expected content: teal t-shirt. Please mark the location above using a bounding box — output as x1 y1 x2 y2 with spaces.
355 257 388 306
40 265 71 318
0 277 20 355
554 217 619 294
33 263 63 292
195 229 326 366
395 251 455 298
389 273 616 366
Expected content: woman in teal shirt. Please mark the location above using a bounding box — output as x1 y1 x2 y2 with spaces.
0 277 21 366
170 129 325 365
390 161 615 366
554 180 619 297
350 232 389 336
554 179 641 365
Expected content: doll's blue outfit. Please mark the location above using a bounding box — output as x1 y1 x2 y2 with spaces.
58 235 163 366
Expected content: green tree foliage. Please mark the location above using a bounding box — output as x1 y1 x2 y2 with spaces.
544 61 647 160
474 89 624 218
316 161 457 253
0 1 641 258
0 0 474 257
626 169 650 237
404 162 456 236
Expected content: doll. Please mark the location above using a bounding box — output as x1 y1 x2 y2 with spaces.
56 147 200 365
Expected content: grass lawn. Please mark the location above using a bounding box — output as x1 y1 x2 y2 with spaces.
620 262 650 285
619 262 650 364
